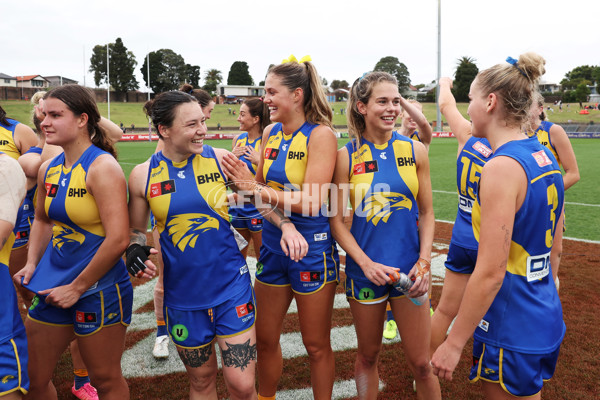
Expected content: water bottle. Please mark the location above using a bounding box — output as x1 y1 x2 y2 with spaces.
389 271 428 306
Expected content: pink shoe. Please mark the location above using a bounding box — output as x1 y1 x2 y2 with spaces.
71 382 99 400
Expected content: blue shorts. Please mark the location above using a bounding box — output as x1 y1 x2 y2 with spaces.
230 206 263 232
165 281 255 349
344 276 405 304
12 229 30 249
0 330 29 396
27 281 133 336
256 245 339 294
445 242 478 274
469 339 561 397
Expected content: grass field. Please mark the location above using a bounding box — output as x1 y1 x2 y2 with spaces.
116 137 600 242
3 99 600 130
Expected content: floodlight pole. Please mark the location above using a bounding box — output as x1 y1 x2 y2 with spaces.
147 52 152 141
435 0 442 132
107 43 110 120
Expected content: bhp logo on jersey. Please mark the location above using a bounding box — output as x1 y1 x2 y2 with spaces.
288 151 305 160
353 160 378 175
396 157 415 167
68 187 87 197
150 180 176 198
236 302 255 318
46 183 59 197
264 148 279 160
197 172 221 184
76 311 97 323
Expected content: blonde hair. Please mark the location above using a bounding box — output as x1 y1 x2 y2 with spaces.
476 52 546 128
268 61 333 130
31 91 47 134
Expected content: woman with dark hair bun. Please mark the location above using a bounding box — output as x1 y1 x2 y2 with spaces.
14 84 147 399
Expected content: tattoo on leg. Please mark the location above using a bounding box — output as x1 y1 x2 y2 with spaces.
221 339 257 371
178 346 213 368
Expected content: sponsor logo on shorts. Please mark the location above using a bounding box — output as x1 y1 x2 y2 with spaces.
239 264 249 275
76 311 97 323
150 180 176 198
107 313 118 320
359 288 375 300
478 319 489 332
484 368 496 375
256 262 263 275
532 150 552 167
314 232 328 242
236 302 255 318
300 271 321 282
1 375 15 384
29 296 39 311
171 324 188 341
251 218 262 225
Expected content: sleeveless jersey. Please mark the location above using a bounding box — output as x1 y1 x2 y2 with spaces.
472 137 565 353
233 132 261 175
450 137 493 250
24 145 129 295
0 118 21 159
529 120 560 167
13 146 42 245
147 146 249 309
344 132 420 277
231 132 262 216
409 130 421 142
1 233 26 344
261 121 334 255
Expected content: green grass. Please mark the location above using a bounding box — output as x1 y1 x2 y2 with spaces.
4 99 600 130
115 137 599 242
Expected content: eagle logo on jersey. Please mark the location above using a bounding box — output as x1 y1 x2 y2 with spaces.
52 222 85 250
167 213 219 251
363 192 412 226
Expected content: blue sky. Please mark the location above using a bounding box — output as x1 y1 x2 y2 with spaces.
3 0 598 89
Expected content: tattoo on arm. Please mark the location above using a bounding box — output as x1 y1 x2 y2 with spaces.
129 229 147 246
265 207 291 230
177 345 213 368
221 339 257 371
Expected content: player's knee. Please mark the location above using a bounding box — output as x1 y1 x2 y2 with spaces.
188 370 217 394
356 350 380 370
409 357 434 380
302 337 331 362
226 378 256 400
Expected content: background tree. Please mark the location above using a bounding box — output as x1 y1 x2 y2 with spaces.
453 56 478 102
573 83 591 103
560 65 599 92
373 56 411 94
227 61 254 85
330 79 349 90
322 77 328 86
203 68 223 94
89 38 138 95
140 49 188 94
185 64 201 88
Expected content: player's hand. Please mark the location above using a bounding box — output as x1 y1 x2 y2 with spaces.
13 263 36 287
361 261 399 286
221 153 256 192
431 339 463 381
232 145 245 158
407 258 430 297
38 284 84 309
244 146 260 165
280 222 308 262
126 244 157 278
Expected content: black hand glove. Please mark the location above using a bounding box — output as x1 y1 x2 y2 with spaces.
126 244 152 276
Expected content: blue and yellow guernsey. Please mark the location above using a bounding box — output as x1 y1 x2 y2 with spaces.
147 146 249 309
24 145 129 296
261 121 334 254
529 120 560 167
1 224 25 344
231 132 262 218
451 137 493 250
344 132 420 277
13 146 42 249
472 137 565 353
409 130 421 142
0 118 21 160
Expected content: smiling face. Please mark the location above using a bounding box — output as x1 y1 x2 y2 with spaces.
357 82 401 134
202 101 215 120
263 73 297 122
237 104 259 132
40 97 86 146
161 102 207 157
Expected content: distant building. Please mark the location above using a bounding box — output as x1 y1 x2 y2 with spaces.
43 75 78 87
16 75 49 89
539 80 561 93
0 73 16 87
216 84 265 104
